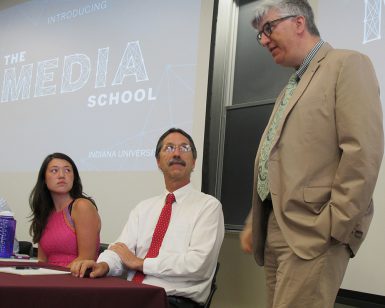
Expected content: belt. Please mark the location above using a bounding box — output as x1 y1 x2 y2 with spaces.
167 295 201 308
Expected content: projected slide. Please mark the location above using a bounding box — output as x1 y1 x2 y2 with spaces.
0 0 201 171
363 0 382 43
318 0 385 122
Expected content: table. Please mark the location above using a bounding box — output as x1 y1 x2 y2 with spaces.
0 261 168 308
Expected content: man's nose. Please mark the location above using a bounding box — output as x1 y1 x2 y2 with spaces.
172 147 182 157
259 33 270 47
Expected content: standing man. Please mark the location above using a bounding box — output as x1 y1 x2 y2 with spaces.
72 128 224 308
240 0 384 307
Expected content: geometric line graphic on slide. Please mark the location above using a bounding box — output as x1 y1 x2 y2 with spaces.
364 0 382 43
80 63 195 171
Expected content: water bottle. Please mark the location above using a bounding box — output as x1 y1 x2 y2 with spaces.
0 210 17 258
0 198 19 254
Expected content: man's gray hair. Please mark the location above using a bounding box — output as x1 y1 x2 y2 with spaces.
251 0 319 37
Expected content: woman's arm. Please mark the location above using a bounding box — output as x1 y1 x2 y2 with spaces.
68 198 101 267
37 245 48 262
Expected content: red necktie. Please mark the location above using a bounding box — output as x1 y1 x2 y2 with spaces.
132 193 175 283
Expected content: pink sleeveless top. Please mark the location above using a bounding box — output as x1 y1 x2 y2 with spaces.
39 200 99 267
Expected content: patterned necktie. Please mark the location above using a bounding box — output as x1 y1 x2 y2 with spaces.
132 193 175 283
257 74 298 201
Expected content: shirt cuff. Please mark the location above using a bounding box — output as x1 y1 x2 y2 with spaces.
97 250 123 277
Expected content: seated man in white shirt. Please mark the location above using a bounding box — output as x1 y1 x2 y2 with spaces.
71 128 225 308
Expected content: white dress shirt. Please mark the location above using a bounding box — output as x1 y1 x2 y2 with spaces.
97 183 225 304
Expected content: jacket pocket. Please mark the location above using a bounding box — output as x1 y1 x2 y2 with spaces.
303 186 331 203
303 186 331 214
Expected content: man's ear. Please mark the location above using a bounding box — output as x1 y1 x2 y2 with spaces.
295 15 306 34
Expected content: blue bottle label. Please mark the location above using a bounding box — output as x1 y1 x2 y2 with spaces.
0 216 17 258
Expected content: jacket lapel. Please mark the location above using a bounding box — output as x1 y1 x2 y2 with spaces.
270 43 333 149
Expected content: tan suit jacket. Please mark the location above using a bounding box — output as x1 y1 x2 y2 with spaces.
250 43 384 265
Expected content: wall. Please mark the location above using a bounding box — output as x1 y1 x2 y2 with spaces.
212 232 266 308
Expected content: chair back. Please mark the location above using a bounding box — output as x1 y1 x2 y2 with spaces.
99 243 109 255
18 241 33 257
202 262 220 308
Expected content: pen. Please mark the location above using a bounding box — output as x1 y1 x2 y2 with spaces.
14 266 39 270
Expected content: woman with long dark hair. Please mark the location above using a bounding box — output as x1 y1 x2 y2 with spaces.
30 153 101 267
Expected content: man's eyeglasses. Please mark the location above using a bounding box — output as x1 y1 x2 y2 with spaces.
163 144 192 154
256 15 297 44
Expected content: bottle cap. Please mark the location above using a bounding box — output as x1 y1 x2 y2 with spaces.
0 211 14 217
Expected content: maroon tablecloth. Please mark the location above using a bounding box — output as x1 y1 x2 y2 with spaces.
0 261 168 308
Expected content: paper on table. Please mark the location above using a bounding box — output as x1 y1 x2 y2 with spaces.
0 267 70 275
